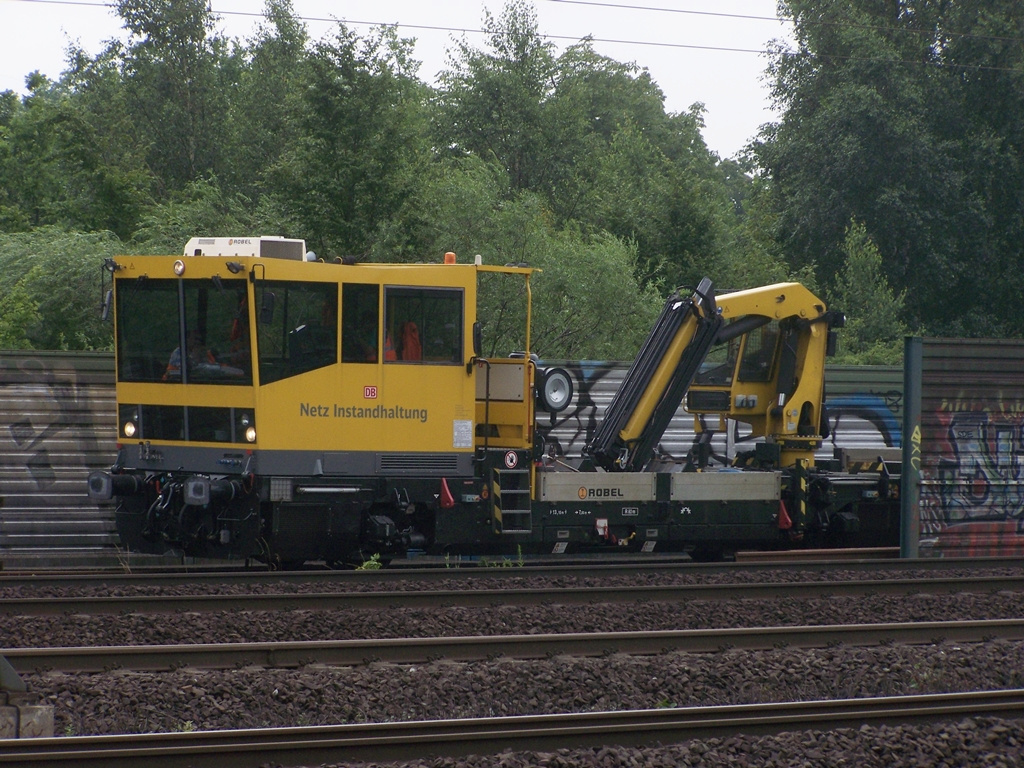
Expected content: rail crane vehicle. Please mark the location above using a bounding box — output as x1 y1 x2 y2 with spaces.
88 237 900 565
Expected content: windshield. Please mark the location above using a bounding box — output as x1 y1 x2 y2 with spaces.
116 277 252 385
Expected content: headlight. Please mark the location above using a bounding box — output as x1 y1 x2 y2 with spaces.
245 426 257 443
173 259 186 275
123 421 137 438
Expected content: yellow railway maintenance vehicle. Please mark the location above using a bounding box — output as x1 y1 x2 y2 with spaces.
89 237 899 565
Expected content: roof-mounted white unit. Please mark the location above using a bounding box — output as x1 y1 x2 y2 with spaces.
183 236 310 260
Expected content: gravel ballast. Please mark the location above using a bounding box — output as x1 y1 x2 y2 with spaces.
5 591 1024 648
28 639 1024 736
8 567 1024 766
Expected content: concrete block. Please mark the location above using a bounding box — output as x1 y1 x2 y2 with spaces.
0 693 55 739
17 704 54 738
0 704 17 738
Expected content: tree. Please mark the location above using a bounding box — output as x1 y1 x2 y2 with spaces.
221 0 310 202
0 281 41 349
828 220 910 365
472 196 663 361
714 158 794 290
583 112 731 289
434 0 743 290
375 155 662 359
0 78 62 232
435 0 556 192
370 155 511 264
0 63 153 239
130 177 253 253
47 46 154 239
526 228 663 360
933 0 1024 336
115 0 232 191
270 24 429 256
0 229 120 350
526 38 672 225
756 0 1024 336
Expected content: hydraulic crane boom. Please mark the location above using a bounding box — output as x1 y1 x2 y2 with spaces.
586 279 721 471
586 278 842 472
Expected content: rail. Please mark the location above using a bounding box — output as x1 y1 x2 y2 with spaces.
4 573 1024 616
2 554 1023 590
3 690 1023 767
6 619 1024 673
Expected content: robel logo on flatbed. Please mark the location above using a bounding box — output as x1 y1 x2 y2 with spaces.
577 486 625 500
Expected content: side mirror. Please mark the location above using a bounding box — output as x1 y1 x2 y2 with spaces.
260 291 276 325
826 330 838 357
100 289 113 322
472 321 482 357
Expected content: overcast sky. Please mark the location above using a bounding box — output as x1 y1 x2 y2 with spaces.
2 0 794 159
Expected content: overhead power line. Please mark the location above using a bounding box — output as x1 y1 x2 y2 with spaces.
542 0 1024 46
8 0 773 56
545 0 785 24
9 0 1024 73
11 0 1024 47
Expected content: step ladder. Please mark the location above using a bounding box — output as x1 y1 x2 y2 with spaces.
492 467 532 533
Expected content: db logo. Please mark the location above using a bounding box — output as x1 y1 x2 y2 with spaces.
504 451 518 469
364 386 378 399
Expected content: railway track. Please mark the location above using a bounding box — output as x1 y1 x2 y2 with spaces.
6 618 1024 673
3 573 1024 616
1 554 1018 590
0 545 895 578
3 689 1023 768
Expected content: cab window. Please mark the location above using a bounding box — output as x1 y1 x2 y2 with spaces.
256 281 338 384
384 287 463 364
695 337 739 387
341 283 380 363
737 321 779 383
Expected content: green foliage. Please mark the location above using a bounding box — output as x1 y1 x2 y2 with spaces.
379 156 661 359
527 229 662 360
221 0 309 201
435 0 557 192
130 177 255 253
115 0 231 190
356 553 383 570
758 0 1024 337
433 1 742 289
1 0 1020 356
56 47 155 238
0 228 120 350
481 546 525 568
0 0 767 355
270 24 429 257
0 281 41 349
0 73 152 239
371 156 510 263
828 221 910 365
584 113 732 288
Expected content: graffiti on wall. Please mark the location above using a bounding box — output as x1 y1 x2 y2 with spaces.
919 396 1024 556
0 355 108 510
534 362 615 459
534 362 902 463
823 392 902 449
